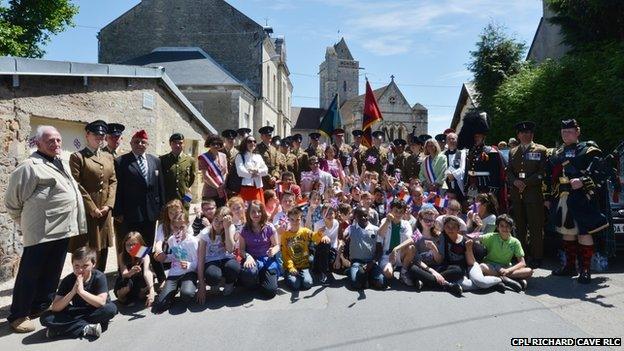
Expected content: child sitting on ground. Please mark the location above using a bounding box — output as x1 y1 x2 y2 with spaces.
40 246 117 339
114 232 156 307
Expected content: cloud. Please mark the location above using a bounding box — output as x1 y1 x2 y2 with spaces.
310 0 540 56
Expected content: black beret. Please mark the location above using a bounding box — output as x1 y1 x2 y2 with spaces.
372 130 385 139
434 134 446 143
351 129 364 137
561 119 579 129
309 132 321 140
237 128 252 137
169 133 184 142
292 133 303 142
334 128 345 135
515 121 536 132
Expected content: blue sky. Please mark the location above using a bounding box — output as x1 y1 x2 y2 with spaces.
42 0 543 134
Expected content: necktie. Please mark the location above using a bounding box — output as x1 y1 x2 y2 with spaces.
138 155 148 180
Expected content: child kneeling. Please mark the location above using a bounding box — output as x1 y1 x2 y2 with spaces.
344 207 386 290
40 246 117 339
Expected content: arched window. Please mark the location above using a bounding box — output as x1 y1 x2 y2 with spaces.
266 66 270 100
389 127 394 140
343 81 347 92
398 127 403 140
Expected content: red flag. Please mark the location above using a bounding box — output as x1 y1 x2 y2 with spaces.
362 80 383 147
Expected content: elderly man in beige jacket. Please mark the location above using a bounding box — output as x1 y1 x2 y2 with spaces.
5 125 86 333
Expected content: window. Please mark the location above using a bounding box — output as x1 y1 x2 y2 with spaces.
343 81 347 92
273 75 277 105
243 113 250 128
398 128 403 139
267 66 271 100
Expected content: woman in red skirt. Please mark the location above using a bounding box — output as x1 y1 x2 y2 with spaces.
235 136 268 203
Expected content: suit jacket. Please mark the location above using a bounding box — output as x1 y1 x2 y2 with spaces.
114 152 165 223
5 152 87 247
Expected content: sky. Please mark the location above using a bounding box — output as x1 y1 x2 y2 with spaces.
42 0 543 134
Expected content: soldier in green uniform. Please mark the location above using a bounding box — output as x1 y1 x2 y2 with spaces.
507 121 548 268
391 138 409 175
222 129 239 198
291 133 309 181
102 123 125 157
256 126 279 189
332 128 353 174
159 133 197 210
306 132 324 159
276 137 297 176
403 135 423 182
271 135 282 149
350 130 368 175
363 130 387 175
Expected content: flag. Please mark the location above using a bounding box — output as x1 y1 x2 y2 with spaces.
318 93 342 138
434 196 449 208
362 79 383 147
129 243 150 258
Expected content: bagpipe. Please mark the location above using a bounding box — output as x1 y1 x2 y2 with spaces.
583 140 624 200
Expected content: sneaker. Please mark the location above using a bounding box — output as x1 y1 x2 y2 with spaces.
82 323 102 338
443 282 463 297
10 317 35 333
318 272 328 284
552 266 578 277
414 279 424 291
325 272 336 283
399 266 415 287
501 276 522 293
578 271 591 284
519 279 528 291
223 283 235 296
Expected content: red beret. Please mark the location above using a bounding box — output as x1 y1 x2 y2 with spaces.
133 129 148 140
444 128 455 134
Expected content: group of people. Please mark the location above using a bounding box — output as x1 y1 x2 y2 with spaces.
4 109 612 340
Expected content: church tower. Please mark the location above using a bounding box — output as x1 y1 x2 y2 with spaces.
319 38 360 109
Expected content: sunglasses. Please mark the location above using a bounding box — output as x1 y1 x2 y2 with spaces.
247 140 257 144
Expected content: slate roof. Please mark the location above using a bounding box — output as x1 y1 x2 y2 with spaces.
292 107 327 129
0 55 217 134
122 47 254 94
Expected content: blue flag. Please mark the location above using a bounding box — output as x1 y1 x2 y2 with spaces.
318 94 342 138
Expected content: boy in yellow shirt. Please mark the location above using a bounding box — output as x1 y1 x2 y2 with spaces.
278 208 330 290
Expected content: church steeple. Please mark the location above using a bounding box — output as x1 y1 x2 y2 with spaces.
319 38 360 109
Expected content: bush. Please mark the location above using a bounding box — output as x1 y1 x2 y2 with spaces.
490 42 624 152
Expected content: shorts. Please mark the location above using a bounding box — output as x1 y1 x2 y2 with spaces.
484 262 509 273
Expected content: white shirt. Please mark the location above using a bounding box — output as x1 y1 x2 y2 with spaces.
235 152 268 188
198 225 235 263
165 234 199 277
314 219 340 249
378 218 413 254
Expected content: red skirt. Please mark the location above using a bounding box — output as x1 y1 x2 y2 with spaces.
240 185 265 203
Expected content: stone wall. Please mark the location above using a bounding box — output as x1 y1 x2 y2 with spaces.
98 0 266 95
0 75 208 282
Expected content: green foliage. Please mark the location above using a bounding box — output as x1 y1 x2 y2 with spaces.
467 23 526 118
546 0 624 48
490 42 624 151
0 0 78 58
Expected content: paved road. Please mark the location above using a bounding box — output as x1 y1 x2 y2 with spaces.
1 261 622 351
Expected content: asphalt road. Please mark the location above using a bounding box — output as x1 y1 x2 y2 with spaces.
1 262 622 351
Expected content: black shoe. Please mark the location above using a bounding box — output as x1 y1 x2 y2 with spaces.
442 282 463 297
501 276 522 293
552 266 578 277
518 279 528 291
528 258 542 269
578 271 591 284
494 282 507 293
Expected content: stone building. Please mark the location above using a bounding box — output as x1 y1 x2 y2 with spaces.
293 39 428 143
526 0 570 63
450 82 480 134
98 0 293 137
0 56 216 281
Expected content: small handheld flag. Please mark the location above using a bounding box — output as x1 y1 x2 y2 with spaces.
434 196 449 208
129 243 150 258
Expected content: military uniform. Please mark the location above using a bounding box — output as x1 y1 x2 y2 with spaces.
363 145 387 175
464 144 504 202
393 151 410 173
351 143 368 175
507 141 548 259
276 151 297 176
291 147 309 182
68 147 117 268
256 141 279 189
334 143 353 172
403 152 421 182
305 144 324 159
160 152 197 208
102 146 120 158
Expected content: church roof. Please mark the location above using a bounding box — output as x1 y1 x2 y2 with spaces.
451 82 479 129
339 84 389 117
122 47 255 94
292 107 327 130
334 38 354 60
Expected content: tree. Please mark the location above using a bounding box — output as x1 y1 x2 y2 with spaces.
490 42 624 151
467 23 526 120
0 0 78 58
546 0 624 48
